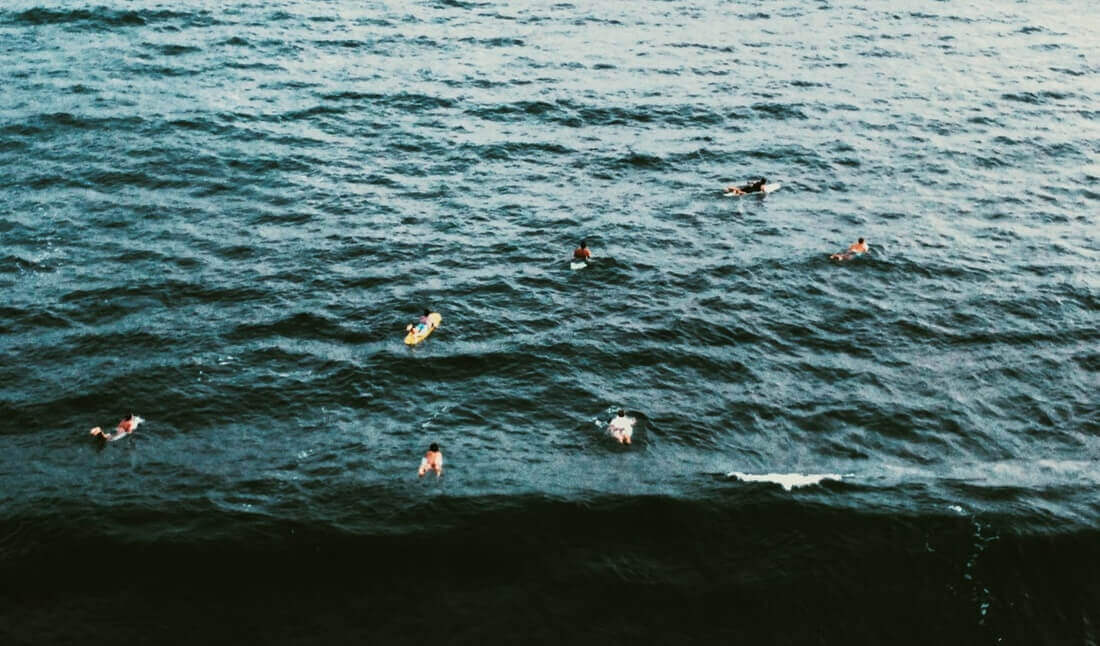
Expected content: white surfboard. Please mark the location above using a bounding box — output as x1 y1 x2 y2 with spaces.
570 260 589 270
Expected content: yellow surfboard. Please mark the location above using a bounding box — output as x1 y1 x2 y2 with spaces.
404 312 442 346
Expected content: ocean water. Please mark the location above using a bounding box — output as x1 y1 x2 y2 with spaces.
1 0 1097 643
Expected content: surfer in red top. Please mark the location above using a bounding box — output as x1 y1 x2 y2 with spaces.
573 240 591 261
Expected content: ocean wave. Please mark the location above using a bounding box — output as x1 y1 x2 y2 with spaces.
727 471 843 490
5 7 217 28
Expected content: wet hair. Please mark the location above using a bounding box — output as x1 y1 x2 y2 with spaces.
759 177 767 184
124 413 133 421
429 443 439 452
858 238 865 243
423 309 430 317
580 240 587 248
617 409 625 416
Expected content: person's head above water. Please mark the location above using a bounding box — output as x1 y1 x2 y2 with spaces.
617 409 625 417
429 442 439 452
858 237 865 244
422 309 430 317
123 413 133 421
580 240 587 249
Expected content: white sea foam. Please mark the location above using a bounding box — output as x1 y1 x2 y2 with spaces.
727 472 842 491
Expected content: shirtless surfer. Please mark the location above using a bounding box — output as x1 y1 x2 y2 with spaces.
418 443 443 477
608 409 635 445
724 177 767 196
90 413 141 442
573 240 592 261
830 237 870 262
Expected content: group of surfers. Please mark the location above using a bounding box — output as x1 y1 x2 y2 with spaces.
577 180 871 263
89 177 863 473
724 177 872 260
418 408 633 478
414 408 634 478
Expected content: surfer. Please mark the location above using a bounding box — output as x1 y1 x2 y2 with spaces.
418 443 443 477
830 237 870 262
573 240 591 261
407 310 433 335
89 413 139 442
608 409 635 445
723 177 767 196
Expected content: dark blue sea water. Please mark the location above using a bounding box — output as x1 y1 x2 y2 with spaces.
1 1 1098 643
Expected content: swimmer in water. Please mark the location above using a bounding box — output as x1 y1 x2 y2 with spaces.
830 237 870 262
724 177 767 196
89 413 140 442
573 240 592 261
418 442 443 477
607 409 635 445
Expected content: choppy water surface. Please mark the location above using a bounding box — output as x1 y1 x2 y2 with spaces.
1 1 1097 643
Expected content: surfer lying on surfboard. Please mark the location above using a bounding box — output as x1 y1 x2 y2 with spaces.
407 310 434 336
405 310 442 345
90 413 141 442
723 177 767 196
830 237 869 261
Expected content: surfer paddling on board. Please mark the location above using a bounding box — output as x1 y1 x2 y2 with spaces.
608 409 635 445
830 237 870 262
418 443 443 477
724 177 767 196
573 240 591 261
90 413 141 442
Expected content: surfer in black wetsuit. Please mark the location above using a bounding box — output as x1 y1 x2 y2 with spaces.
724 177 767 195
725 177 767 195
